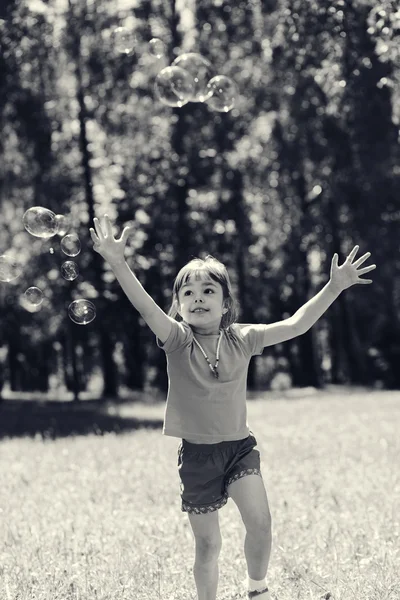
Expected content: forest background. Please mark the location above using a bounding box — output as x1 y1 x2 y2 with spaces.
1 0 400 403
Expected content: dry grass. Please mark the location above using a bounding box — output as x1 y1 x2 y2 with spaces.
0 387 399 600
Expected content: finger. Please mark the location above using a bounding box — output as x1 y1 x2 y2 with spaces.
353 252 371 268
89 228 99 244
347 245 359 262
93 217 104 240
332 253 339 267
357 278 373 284
357 264 376 275
119 225 134 244
102 214 114 238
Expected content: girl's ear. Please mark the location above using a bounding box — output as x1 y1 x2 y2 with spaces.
222 297 230 314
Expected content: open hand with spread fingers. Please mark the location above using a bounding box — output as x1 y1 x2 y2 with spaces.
89 214 133 266
330 245 376 294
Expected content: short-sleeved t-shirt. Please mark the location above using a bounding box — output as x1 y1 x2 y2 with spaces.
156 320 269 443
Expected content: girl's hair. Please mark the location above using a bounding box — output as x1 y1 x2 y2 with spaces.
168 255 239 329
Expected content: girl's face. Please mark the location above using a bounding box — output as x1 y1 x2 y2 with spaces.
177 275 227 334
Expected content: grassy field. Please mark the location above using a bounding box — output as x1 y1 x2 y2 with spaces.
0 387 399 600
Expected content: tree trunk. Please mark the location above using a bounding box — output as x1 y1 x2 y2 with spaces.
37 341 51 393
377 282 400 389
67 0 118 399
123 311 146 391
296 172 323 388
327 302 347 384
338 293 370 385
7 330 19 392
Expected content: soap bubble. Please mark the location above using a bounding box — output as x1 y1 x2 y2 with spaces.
61 261 79 281
149 37 166 58
112 26 136 54
171 53 214 102
55 214 71 236
154 66 195 107
0 255 23 282
23 207 59 239
206 76 238 112
61 234 81 257
24 287 44 306
68 299 96 325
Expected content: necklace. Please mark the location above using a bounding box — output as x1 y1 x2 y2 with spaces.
192 330 222 379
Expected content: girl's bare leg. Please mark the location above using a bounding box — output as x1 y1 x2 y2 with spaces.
188 511 222 600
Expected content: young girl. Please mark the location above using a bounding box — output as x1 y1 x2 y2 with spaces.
90 215 376 600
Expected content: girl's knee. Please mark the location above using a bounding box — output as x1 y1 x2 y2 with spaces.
246 511 272 536
188 509 222 560
194 533 222 561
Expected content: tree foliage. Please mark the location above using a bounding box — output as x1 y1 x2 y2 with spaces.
0 0 399 399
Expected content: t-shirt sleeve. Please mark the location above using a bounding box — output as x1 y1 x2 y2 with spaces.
236 323 269 356
156 319 191 353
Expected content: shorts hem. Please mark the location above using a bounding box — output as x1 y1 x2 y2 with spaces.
181 493 229 514
226 467 262 488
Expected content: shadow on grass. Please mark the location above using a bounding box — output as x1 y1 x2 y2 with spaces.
0 399 164 440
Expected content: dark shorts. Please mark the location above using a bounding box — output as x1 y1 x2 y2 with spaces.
177 432 262 514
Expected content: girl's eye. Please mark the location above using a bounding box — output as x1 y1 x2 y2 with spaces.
183 289 214 296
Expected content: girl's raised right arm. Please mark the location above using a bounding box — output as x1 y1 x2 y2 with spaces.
89 215 172 344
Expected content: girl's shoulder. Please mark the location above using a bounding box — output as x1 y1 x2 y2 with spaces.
226 322 266 348
227 322 254 335
225 322 246 342
225 323 259 357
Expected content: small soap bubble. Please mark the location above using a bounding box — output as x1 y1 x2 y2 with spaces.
206 75 238 112
0 255 23 282
154 66 195 107
68 299 96 325
61 261 79 281
149 37 166 58
61 234 81 257
112 26 136 54
55 214 70 236
207 75 238 112
24 287 44 306
171 53 215 102
49 248 54 255
23 206 59 239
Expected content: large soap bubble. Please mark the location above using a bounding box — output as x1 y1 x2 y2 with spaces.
23 207 59 239
171 53 215 102
154 66 195 107
68 299 96 325
0 255 23 282
206 76 238 112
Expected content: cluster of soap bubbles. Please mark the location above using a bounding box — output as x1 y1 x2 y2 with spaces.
112 27 167 59
0 206 95 325
1 26 238 326
155 53 238 112
111 25 238 112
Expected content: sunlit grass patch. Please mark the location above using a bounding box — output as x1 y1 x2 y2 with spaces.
0 389 399 599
